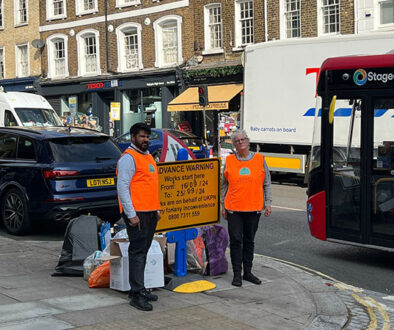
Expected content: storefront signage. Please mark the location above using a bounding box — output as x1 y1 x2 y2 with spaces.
86 80 123 90
146 80 176 87
110 102 121 121
168 102 229 112
156 158 220 233
88 82 104 90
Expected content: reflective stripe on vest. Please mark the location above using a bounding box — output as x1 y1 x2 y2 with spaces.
117 148 160 213
224 153 265 212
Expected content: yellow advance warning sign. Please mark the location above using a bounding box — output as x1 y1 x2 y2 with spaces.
156 158 220 233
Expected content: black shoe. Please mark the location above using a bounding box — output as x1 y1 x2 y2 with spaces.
232 273 242 287
140 289 158 301
130 294 153 311
243 272 261 285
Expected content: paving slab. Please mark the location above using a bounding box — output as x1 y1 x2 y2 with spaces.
42 293 127 312
0 301 63 323
0 317 73 330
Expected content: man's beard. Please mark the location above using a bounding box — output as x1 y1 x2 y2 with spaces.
136 141 149 152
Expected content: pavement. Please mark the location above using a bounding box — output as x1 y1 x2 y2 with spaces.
0 233 389 330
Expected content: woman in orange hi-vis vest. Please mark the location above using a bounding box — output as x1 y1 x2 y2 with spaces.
221 129 272 287
117 123 161 312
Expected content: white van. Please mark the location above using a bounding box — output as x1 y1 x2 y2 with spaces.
0 88 63 127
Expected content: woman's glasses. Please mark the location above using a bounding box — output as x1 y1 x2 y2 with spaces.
234 138 248 144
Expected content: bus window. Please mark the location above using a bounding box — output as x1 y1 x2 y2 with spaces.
372 100 394 236
330 98 362 231
310 96 322 171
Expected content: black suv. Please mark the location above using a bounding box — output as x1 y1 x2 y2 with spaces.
0 126 122 235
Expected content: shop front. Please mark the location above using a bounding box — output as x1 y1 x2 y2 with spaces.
1 76 39 93
37 71 177 136
167 84 243 154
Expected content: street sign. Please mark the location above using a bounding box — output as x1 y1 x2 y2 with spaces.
110 102 121 121
156 158 220 233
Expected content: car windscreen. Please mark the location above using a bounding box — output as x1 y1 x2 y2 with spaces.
49 137 121 162
15 108 63 127
168 130 203 147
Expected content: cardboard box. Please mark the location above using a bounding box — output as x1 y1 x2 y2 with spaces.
109 239 164 292
153 235 167 255
167 242 176 265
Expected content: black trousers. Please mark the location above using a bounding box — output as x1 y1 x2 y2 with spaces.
124 211 158 294
227 211 260 275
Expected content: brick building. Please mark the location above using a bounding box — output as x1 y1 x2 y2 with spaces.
0 0 42 92
37 0 195 134
1 0 393 135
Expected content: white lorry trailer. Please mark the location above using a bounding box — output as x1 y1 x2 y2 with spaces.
0 88 62 127
242 32 394 174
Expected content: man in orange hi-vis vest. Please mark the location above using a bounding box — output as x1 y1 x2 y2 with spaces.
117 122 161 311
221 129 272 287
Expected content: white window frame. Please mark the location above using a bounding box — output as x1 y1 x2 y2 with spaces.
153 15 183 68
0 0 4 29
0 47 4 79
280 0 301 39
116 0 141 9
375 0 394 30
76 29 101 76
47 34 69 79
234 0 254 49
46 0 67 21
15 43 29 78
14 0 28 26
317 0 340 36
116 23 143 72
75 0 98 16
203 3 224 55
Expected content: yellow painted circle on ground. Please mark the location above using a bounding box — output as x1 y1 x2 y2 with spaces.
173 280 216 293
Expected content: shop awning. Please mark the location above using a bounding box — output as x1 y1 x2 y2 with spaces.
167 84 243 112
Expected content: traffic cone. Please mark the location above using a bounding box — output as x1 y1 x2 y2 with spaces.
209 148 214 158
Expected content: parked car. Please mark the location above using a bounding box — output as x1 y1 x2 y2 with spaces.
115 128 208 162
0 126 122 235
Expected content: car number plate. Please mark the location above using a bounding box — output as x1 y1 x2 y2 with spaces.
87 178 115 187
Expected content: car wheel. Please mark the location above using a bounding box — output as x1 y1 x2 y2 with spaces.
1 188 32 235
152 149 162 163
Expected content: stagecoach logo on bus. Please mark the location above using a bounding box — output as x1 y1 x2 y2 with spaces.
353 68 394 86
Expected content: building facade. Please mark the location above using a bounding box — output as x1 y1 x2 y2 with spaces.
0 0 42 92
37 0 196 135
2 0 393 135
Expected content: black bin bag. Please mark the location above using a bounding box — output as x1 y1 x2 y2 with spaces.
52 215 100 276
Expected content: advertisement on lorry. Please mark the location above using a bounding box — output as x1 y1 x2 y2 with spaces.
243 32 394 172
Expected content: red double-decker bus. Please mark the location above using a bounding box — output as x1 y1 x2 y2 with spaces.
307 54 394 250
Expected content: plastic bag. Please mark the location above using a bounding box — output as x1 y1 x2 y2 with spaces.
202 225 229 276
99 222 111 251
83 250 109 281
53 215 100 276
113 228 128 240
187 231 207 274
88 261 110 288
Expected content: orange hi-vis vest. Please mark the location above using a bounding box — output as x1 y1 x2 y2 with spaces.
117 148 160 213
224 153 265 212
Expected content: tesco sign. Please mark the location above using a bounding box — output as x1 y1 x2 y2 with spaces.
87 82 104 90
